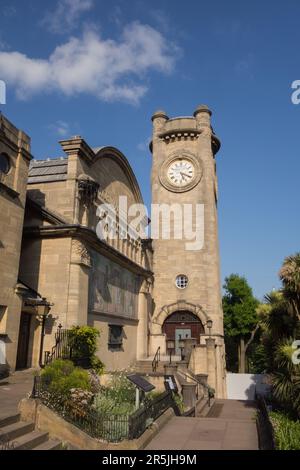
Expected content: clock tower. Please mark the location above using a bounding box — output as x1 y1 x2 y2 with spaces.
149 105 226 397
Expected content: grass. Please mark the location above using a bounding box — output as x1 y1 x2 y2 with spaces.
270 411 300 450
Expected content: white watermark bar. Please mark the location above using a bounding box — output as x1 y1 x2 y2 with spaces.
95 196 205 251
0 80 6 104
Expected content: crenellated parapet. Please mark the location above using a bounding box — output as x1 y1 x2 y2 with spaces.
150 106 220 156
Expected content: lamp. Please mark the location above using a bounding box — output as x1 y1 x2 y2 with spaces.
167 339 175 364
37 302 51 368
207 319 213 337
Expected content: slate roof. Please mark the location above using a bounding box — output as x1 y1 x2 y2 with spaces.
28 157 68 184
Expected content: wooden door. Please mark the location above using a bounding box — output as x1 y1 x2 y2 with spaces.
16 313 31 369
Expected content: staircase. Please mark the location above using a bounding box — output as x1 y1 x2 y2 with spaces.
0 413 62 450
134 356 182 375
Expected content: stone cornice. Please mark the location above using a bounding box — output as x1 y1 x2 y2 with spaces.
0 132 19 153
149 131 220 155
59 137 95 163
0 181 20 199
26 196 68 225
89 310 139 325
23 224 153 277
158 127 201 140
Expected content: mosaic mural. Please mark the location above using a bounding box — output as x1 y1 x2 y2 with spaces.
89 251 140 320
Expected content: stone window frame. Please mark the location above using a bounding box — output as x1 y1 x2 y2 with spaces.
175 274 189 289
108 324 124 349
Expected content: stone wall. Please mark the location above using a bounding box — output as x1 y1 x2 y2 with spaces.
0 114 32 370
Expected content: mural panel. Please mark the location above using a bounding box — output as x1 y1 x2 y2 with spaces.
89 251 140 320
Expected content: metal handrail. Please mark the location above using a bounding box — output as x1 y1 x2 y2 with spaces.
152 346 161 372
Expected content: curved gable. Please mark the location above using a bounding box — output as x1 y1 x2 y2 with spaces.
92 146 144 208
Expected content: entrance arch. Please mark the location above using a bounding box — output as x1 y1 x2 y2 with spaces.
162 311 204 355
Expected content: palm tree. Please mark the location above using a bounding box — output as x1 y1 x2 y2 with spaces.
272 338 300 418
279 252 300 321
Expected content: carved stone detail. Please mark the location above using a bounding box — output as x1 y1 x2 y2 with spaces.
71 239 92 267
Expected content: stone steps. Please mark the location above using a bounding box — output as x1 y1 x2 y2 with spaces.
134 357 181 375
0 412 64 451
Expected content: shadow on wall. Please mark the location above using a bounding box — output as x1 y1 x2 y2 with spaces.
227 373 271 401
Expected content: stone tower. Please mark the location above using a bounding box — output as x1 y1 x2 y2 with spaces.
149 105 226 397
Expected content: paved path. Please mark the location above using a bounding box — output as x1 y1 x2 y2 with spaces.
0 369 35 417
146 399 259 450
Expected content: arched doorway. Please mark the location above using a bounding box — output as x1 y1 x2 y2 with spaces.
162 311 204 355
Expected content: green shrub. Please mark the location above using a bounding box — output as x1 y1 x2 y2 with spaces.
270 411 300 450
69 326 104 374
172 393 184 413
92 372 136 416
93 393 135 416
69 326 99 357
106 372 136 404
90 356 105 375
41 359 91 397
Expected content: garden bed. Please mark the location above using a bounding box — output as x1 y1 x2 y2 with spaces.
32 359 179 442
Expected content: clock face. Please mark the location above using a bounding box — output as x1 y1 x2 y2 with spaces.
167 159 195 187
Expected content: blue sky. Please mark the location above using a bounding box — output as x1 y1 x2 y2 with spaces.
0 0 299 300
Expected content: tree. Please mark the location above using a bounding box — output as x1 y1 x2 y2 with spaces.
279 252 300 322
252 255 300 417
272 338 300 419
223 274 259 373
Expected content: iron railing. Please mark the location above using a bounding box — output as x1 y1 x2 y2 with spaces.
128 390 178 439
152 346 161 372
256 394 276 450
32 376 177 442
44 325 72 366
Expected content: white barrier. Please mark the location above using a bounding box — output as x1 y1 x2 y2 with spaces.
226 373 270 400
0 339 6 364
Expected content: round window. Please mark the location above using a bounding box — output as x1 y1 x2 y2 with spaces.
175 274 188 289
0 153 10 174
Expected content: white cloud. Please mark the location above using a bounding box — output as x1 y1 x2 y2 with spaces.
42 0 94 34
48 120 70 137
0 22 178 104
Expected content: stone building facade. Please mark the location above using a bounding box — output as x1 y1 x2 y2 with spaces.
19 140 153 371
148 106 226 397
0 114 33 370
0 106 226 397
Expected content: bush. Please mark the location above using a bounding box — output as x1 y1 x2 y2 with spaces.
41 359 91 397
270 411 300 450
93 393 135 416
105 372 136 404
68 326 104 374
92 372 136 416
66 388 94 418
172 393 184 413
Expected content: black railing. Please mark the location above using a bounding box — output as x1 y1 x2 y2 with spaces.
152 346 161 372
128 390 176 439
256 394 276 450
32 376 177 442
44 325 72 366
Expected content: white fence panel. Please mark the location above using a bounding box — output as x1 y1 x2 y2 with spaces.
226 373 270 400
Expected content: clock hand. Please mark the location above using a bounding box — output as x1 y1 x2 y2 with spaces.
180 172 192 178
